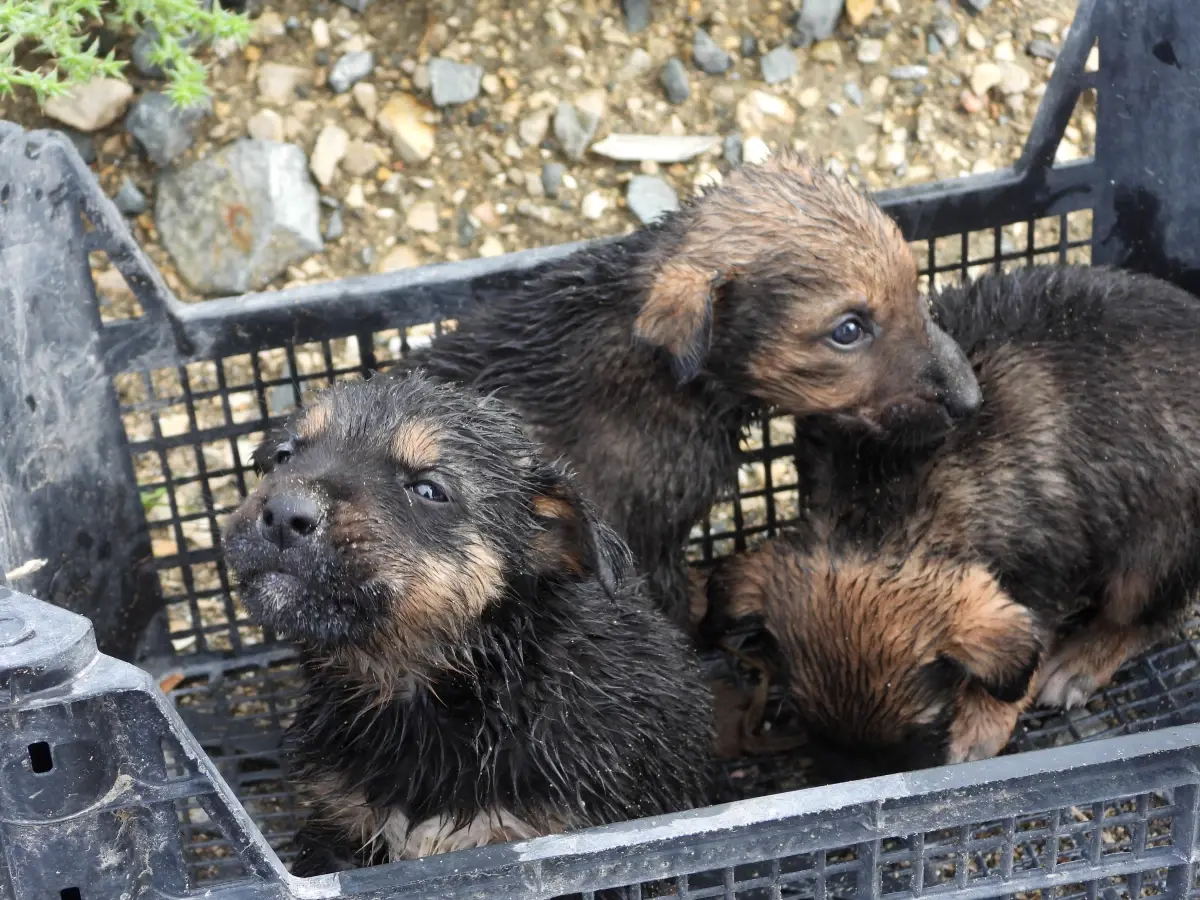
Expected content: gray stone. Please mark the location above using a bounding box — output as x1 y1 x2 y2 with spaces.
932 15 960 48
621 0 651 33
843 81 865 106
125 92 211 167
626 175 680 226
828 101 844 116
723 133 743 165
324 207 344 240
113 177 148 215
132 26 197 78
339 0 372 12
761 46 798 84
927 33 942 55
329 51 374 93
428 58 484 107
660 58 690 104
741 32 759 57
889 65 930 80
542 162 565 198
155 139 322 295
792 0 846 46
693 29 733 75
59 129 96 164
1027 39 1059 60
553 101 596 160
960 0 991 13
457 208 478 247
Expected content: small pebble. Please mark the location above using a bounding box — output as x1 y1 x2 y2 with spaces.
965 24 987 50
312 18 331 49
626 175 680 225
621 0 651 33
428 58 484 106
467 109 488 127
1027 40 1059 61
542 162 565 198
933 15 960 48
457 208 479 246
741 33 759 57
827 101 844 117
329 51 374 94
581 190 608 220
890 65 929 80
286 16 301 30
723 133 743 166
324 208 344 240
113 177 148 215
660 58 691 104
960 0 991 13
314 50 329 67
927 34 942 56
742 135 771 164
760 46 798 84
693 29 733 75
360 246 376 267
857 39 884 64
843 82 865 107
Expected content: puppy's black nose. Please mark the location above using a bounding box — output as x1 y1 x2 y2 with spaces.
261 492 323 549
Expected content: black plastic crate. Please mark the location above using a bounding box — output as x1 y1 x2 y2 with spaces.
7 0 1200 897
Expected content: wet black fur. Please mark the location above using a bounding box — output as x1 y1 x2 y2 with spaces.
221 373 715 877
706 265 1200 777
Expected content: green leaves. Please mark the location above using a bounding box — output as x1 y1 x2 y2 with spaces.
0 0 250 106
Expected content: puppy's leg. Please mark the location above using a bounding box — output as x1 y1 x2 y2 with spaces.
947 675 1037 764
290 816 378 877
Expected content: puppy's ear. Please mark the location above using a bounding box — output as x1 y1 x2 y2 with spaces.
634 261 721 385
528 464 634 596
944 568 1042 704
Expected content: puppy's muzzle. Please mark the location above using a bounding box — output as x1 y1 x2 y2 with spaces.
259 489 325 550
928 326 982 421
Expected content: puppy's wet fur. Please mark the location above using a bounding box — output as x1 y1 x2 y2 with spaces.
705 265 1200 779
222 372 715 876
402 152 980 630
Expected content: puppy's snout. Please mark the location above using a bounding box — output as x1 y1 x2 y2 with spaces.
261 491 324 549
928 325 982 421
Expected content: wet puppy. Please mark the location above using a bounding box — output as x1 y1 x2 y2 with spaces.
705 265 1200 777
222 372 715 876
403 152 981 631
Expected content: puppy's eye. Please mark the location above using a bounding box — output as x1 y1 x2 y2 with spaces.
274 443 294 465
829 316 870 348
409 480 449 503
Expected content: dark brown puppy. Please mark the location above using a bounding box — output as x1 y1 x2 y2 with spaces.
707 541 1040 780
705 265 1200 778
402 152 981 630
222 372 714 875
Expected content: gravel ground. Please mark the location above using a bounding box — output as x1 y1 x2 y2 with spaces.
2 0 1091 303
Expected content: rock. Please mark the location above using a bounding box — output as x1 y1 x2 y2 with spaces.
590 133 720 162
1032 17 1059 36
155 139 322 295
761 46 798 83
247 108 285 142
993 40 1016 62
998 62 1032 95
58 129 96 164
554 101 597 160
890 65 928 80
353 82 379 120
798 86 822 109
932 15 960 48
131 24 198 78
791 0 846 45
345 183 365 208
742 33 759 57
309 123 349 186
339 0 372 13
113 177 148 215
258 63 310 105
723 133 743 165
329 51 374 94
428 58 484 106
125 92 210 166
828 101 844 116
324 208 344 240
252 10 286 43
619 47 654 81
736 90 796 131
478 236 505 258
959 88 985 113
971 62 1003 95
965 24 986 50
960 0 991 13
406 201 440 233
811 40 843 64
844 81 865 106
621 0 651 33
1027 40 1058 61
377 94 436 163
846 0 876 26
312 18 331 49
693 29 733 74
519 108 552 146
542 162 565 197
44 78 133 132
378 246 420 273
743 135 771 164
342 139 379 177
660 58 690 104
927 33 942 55
857 38 883 64
581 190 608 220
627 175 679 225
457 208 479 246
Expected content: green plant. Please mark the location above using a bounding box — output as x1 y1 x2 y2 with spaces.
0 0 251 107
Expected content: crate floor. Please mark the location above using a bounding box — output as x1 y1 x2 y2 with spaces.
162 623 1200 890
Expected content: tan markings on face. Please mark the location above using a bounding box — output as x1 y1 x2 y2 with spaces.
389 419 442 471
297 399 333 440
531 494 576 521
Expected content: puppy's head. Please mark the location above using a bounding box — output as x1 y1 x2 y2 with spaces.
222 372 631 669
633 152 981 444
709 544 1040 781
